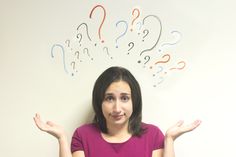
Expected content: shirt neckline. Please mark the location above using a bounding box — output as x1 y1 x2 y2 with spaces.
99 130 133 145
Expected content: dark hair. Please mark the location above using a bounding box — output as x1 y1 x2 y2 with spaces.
92 66 145 136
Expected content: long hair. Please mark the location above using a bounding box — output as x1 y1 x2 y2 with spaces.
92 66 145 136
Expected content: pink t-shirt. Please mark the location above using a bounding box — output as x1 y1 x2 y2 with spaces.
71 123 164 157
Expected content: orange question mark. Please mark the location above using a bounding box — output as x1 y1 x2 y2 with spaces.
149 54 171 69
89 4 106 43
130 8 140 31
169 61 186 71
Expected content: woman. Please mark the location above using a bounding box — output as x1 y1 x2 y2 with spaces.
34 66 201 157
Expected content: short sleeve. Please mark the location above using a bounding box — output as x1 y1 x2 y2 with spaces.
142 123 164 151
71 128 84 153
152 126 165 150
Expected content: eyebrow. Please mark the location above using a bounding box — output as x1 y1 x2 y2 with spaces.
120 93 131 95
104 92 131 95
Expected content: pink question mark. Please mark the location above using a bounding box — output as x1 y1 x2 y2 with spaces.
130 8 140 31
89 4 106 43
149 54 171 69
169 61 186 71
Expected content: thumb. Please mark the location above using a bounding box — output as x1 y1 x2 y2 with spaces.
46 121 55 127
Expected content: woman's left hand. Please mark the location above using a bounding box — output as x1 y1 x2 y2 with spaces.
165 120 201 141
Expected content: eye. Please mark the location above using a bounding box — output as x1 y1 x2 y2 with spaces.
104 95 115 102
121 95 130 102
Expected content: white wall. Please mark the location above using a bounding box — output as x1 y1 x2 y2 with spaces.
0 0 235 156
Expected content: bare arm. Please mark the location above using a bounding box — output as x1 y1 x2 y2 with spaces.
163 120 201 157
33 113 84 157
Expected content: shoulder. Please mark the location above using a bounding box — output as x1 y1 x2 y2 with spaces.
73 123 99 135
141 122 162 130
71 123 100 153
141 122 164 135
140 122 165 149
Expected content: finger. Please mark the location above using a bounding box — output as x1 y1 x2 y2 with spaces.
34 113 41 124
193 120 202 126
33 114 48 131
182 120 201 132
34 116 44 130
33 116 43 130
35 113 39 117
167 120 184 131
35 113 41 119
175 120 184 127
191 120 202 129
188 120 201 130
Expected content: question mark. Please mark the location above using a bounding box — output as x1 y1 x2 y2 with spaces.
139 15 162 56
51 44 68 74
153 69 168 87
149 54 171 69
137 15 162 64
152 66 163 77
75 51 82 62
65 40 70 47
127 42 134 54
136 21 142 35
138 55 151 67
142 29 149 42
153 76 166 87
103 47 112 59
70 61 78 76
130 8 140 31
144 55 150 65
169 61 186 71
89 5 106 43
76 33 82 46
77 23 92 41
71 61 76 70
115 20 128 48
158 30 182 52
83 48 93 60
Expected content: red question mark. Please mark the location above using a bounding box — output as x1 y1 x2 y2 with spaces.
89 4 106 43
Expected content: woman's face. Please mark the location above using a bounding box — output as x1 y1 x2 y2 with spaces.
102 80 133 129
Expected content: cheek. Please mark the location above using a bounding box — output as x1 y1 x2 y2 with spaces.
125 103 133 116
101 103 110 116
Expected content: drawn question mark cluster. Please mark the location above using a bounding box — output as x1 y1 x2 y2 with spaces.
50 4 187 86
148 53 187 86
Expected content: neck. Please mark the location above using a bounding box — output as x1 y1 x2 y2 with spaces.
107 123 129 136
102 123 131 143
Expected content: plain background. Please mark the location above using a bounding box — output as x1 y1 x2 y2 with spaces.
0 0 235 157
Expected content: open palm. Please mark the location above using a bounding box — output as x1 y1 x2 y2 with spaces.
33 113 65 139
166 120 201 141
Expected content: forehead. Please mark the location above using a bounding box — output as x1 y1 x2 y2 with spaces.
105 81 131 93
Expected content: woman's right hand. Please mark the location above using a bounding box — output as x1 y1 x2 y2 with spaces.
33 113 66 140
165 120 201 141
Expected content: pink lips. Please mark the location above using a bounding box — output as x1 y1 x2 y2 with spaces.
111 114 124 120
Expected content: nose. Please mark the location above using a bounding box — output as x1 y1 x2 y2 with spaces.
113 100 122 113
